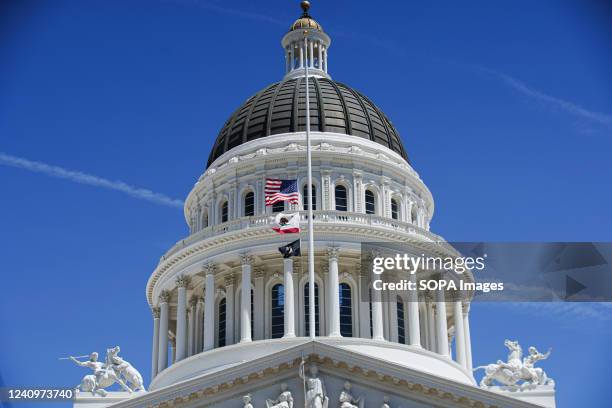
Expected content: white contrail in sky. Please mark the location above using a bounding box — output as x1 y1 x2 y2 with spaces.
478 66 612 127
0 152 184 209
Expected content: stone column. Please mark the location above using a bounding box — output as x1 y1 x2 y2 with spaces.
358 265 371 338
203 264 216 351
151 306 160 378
352 171 363 213
253 268 265 340
224 274 235 346
290 44 295 70
309 38 314 68
407 273 421 347
317 40 323 69
188 296 197 356
453 299 467 369
299 42 304 68
427 298 437 351
157 290 170 372
327 247 341 337
321 170 331 210
175 275 189 362
435 286 449 357
283 258 296 337
240 254 253 343
463 302 473 371
195 296 203 353
323 48 328 72
388 290 398 342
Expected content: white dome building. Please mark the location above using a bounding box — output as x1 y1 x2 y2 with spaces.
83 3 555 408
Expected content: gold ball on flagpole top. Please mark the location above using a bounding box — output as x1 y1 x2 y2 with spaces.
301 1 311 14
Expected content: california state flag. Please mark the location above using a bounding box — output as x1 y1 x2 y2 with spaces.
272 213 301 234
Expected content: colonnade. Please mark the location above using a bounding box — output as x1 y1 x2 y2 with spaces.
150 250 473 379
285 38 328 74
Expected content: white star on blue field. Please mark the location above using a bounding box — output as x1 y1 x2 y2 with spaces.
1 1 611 407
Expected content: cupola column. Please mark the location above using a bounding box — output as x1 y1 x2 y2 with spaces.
283 258 296 337
157 290 170 373
327 247 341 337
309 38 314 68
151 306 160 379
317 40 323 69
203 264 216 351
240 254 253 343
175 275 189 362
299 43 304 68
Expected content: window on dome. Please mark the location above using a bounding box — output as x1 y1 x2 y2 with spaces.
303 184 317 211
391 198 399 220
202 209 209 228
339 283 353 337
244 191 255 216
411 206 418 225
397 297 406 344
221 201 229 223
271 284 285 339
365 190 376 215
272 201 285 213
218 297 226 347
304 282 320 336
335 185 347 212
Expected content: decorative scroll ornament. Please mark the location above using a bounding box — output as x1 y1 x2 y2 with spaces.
474 339 554 389
69 346 145 396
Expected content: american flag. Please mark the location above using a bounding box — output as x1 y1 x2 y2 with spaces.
265 178 299 206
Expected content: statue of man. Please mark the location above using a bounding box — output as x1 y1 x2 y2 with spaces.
522 346 553 385
266 383 293 408
338 381 364 408
71 353 105 386
299 363 328 408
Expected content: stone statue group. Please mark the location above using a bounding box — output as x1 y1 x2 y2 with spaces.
242 363 392 408
474 339 554 389
69 346 145 396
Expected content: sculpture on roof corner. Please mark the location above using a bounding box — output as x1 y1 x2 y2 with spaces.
68 346 145 396
474 339 554 389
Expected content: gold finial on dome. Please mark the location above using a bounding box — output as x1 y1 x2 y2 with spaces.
290 1 323 32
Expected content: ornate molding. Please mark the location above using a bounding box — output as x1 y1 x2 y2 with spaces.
159 290 171 304
189 295 199 307
240 253 253 266
176 275 191 289
203 262 216 276
224 274 236 286
327 246 340 261
151 306 160 319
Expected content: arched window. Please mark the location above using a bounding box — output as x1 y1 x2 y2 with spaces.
221 201 229 223
272 201 285 213
271 284 285 338
304 283 320 336
339 283 353 337
397 297 406 344
202 209 209 228
303 184 317 211
244 191 255 216
365 190 376 215
335 185 347 212
218 298 226 347
391 198 399 220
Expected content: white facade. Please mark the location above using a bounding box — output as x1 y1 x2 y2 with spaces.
76 3 556 408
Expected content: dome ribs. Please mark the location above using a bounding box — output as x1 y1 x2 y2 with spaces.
242 83 276 144
206 79 409 166
324 79 352 135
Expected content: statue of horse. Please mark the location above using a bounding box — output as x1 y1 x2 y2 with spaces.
106 346 146 392
474 339 523 387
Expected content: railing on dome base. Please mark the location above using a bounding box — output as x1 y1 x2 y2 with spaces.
162 211 445 261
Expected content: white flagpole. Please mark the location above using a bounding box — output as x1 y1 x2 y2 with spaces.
304 33 316 340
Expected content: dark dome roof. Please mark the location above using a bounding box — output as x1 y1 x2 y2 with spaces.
207 77 409 167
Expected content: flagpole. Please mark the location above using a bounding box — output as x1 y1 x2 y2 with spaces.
304 33 316 341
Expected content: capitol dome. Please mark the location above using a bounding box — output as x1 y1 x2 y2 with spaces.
208 77 409 167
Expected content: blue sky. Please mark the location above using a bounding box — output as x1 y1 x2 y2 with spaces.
1 0 611 407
